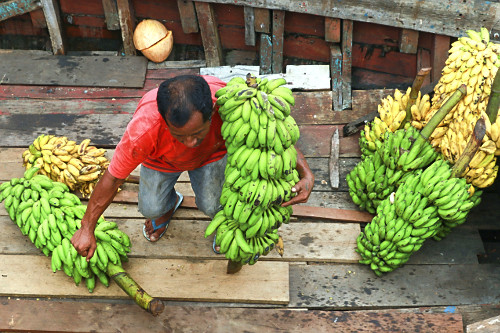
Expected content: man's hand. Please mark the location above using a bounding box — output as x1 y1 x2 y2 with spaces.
71 226 97 261
281 173 314 207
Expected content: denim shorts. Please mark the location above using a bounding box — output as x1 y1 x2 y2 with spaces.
138 155 227 219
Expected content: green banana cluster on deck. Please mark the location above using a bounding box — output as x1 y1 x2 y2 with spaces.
0 167 131 292
356 159 482 276
347 125 439 213
204 75 300 265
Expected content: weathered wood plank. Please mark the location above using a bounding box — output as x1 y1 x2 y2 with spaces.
399 28 419 54
243 6 255 46
329 128 340 189
0 255 289 304
271 10 284 74
431 34 450 83
0 298 465 333
116 0 136 56
253 7 270 33
417 48 432 87
195 2 223 67
330 45 342 110
193 0 500 38
324 17 340 43
467 314 500 333
41 0 66 55
289 263 500 308
0 54 147 87
341 19 352 110
101 0 120 30
0 215 361 263
176 0 199 34
0 0 41 22
29 8 46 28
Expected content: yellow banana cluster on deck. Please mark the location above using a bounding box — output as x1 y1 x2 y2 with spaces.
22 135 109 198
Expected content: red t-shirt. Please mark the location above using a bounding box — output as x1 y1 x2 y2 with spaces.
107 75 227 179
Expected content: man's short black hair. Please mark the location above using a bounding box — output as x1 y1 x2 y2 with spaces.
157 75 213 127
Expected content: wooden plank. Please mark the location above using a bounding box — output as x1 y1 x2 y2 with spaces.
192 0 500 38
0 0 41 22
0 54 147 87
101 0 120 30
467 314 500 333
116 0 136 56
0 255 289 304
399 28 419 54
324 17 341 43
176 0 199 34
0 298 465 333
289 263 500 308
341 19 352 110
29 8 47 28
417 47 432 87
330 44 342 110
253 7 270 33
431 34 450 83
329 129 340 189
0 215 361 262
259 33 272 75
271 10 284 74
195 2 223 67
41 0 66 55
243 6 255 46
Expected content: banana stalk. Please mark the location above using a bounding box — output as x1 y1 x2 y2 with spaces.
404 68 432 123
486 68 500 123
106 263 165 316
451 118 486 178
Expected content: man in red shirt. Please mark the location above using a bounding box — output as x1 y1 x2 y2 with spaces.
71 75 314 259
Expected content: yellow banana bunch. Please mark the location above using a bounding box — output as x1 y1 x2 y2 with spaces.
360 88 431 157
425 28 500 149
22 135 109 198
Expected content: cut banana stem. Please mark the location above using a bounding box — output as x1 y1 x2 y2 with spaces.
421 84 467 140
451 118 486 178
106 263 165 316
404 67 432 123
485 69 500 123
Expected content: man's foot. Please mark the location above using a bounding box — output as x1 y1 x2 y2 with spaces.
143 193 183 242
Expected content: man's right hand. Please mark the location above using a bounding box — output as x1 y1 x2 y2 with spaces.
71 226 97 261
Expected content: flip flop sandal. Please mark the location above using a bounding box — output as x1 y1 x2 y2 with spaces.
143 192 184 242
212 234 221 254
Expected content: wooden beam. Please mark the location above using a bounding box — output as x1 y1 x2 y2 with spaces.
101 0 120 30
329 128 340 189
260 34 272 74
330 45 342 111
341 19 353 110
116 0 136 55
417 48 432 87
176 0 199 34
254 7 270 33
0 0 41 22
324 17 341 43
192 0 500 38
195 2 223 67
41 0 66 55
271 10 285 74
399 28 419 54
243 6 255 46
431 34 450 83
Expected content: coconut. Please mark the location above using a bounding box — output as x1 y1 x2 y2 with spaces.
133 19 173 63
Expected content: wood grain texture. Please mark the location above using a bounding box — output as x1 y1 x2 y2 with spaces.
176 0 199 34
116 0 136 56
41 0 66 55
0 255 289 304
399 28 419 54
192 0 500 38
195 2 223 67
324 17 340 43
243 6 255 46
0 298 465 333
101 0 120 30
330 45 343 111
253 7 270 33
0 0 40 22
341 19 352 110
271 10 284 74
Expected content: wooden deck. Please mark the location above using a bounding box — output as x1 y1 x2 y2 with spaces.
0 57 499 332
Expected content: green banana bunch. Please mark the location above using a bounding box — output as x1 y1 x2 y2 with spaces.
0 167 131 292
356 159 481 276
207 74 301 265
